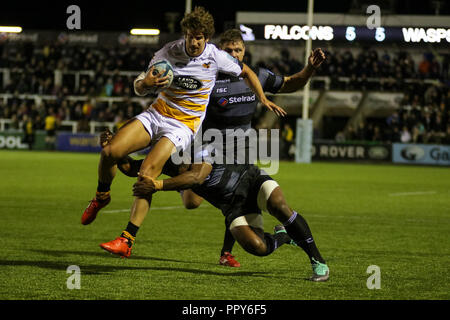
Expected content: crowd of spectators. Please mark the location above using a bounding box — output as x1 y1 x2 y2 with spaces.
257 47 450 91
338 84 450 145
1 41 449 145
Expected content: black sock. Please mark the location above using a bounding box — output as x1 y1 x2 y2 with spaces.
97 181 111 193
258 232 290 256
220 222 236 256
273 231 292 247
124 221 139 238
283 211 326 264
121 222 139 247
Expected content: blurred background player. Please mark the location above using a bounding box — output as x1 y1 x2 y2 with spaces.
83 7 287 255
22 114 36 150
178 29 326 267
44 108 57 150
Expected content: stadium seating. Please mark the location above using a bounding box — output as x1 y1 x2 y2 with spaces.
0 40 449 144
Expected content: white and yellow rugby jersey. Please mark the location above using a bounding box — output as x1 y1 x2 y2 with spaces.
142 38 243 133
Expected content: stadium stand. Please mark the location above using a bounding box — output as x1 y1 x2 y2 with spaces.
0 37 449 148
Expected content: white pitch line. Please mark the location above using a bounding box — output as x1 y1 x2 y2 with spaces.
388 191 437 197
104 205 185 213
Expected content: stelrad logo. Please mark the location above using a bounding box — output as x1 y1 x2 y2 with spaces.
218 95 256 107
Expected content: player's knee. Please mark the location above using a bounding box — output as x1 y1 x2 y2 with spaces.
243 237 267 257
184 201 200 210
101 144 127 160
267 194 290 218
139 162 160 177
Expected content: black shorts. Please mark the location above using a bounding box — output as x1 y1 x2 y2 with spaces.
222 165 274 225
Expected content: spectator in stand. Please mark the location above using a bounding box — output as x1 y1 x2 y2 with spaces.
82 100 94 119
431 113 446 143
355 122 366 141
424 85 439 106
429 56 440 79
364 123 374 141
442 126 450 145
389 126 401 143
400 126 412 143
386 110 400 129
421 109 433 132
113 110 127 132
418 53 431 78
335 130 345 143
113 75 124 96
105 78 114 97
371 125 382 142
411 125 421 143
346 125 356 141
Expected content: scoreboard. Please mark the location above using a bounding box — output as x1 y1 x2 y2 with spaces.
240 24 450 44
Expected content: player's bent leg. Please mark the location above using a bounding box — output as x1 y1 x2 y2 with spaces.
229 214 291 258
101 137 176 257
263 185 330 281
99 119 152 184
128 136 176 227
230 225 268 256
82 119 151 226
219 219 238 267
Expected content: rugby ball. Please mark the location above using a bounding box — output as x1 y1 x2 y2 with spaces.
149 59 174 93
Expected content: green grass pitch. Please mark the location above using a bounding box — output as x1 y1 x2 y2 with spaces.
0 150 449 300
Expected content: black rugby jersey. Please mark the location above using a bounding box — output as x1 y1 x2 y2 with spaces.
198 68 284 164
162 158 249 210
202 67 284 131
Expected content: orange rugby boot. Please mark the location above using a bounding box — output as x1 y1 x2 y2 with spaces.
81 191 111 225
100 237 133 258
219 252 241 267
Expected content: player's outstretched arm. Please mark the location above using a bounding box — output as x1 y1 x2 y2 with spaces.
240 64 287 117
278 48 326 93
133 163 212 196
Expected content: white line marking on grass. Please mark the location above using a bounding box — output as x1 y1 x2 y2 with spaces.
104 205 185 213
388 191 437 197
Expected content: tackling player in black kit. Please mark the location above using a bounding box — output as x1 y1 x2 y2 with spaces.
108 149 329 282
179 29 326 267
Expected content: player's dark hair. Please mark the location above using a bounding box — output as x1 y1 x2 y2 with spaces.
219 29 244 47
180 6 215 39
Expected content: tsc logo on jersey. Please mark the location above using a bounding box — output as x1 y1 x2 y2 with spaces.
217 94 256 107
202 62 211 69
174 76 203 90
